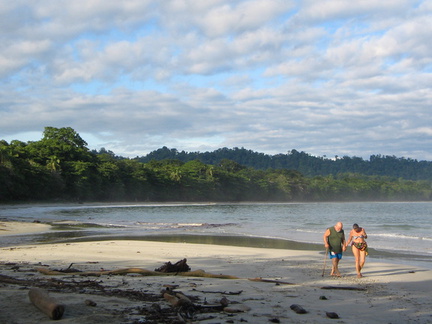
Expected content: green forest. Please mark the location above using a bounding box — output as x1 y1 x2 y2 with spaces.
1 127 431 203
137 146 432 181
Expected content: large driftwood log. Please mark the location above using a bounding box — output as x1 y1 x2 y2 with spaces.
36 267 239 279
28 287 65 320
36 267 158 276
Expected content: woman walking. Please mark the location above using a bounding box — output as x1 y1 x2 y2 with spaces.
346 223 368 278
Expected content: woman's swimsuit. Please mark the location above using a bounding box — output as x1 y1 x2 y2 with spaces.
352 234 368 255
353 242 368 250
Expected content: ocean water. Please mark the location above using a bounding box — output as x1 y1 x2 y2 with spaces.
1 202 431 264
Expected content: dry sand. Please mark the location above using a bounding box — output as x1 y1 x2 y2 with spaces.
0 222 431 323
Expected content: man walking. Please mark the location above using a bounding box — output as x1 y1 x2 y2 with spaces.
323 222 346 277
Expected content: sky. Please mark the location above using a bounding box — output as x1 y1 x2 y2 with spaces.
1 0 432 161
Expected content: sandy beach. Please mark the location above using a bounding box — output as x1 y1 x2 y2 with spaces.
0 222 431 323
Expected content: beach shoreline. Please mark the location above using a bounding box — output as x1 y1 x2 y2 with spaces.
2 201 431 259
0 221 432 323
2 219 432 269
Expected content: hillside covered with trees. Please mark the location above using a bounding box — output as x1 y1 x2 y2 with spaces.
137 147 432 181
1 127 431 203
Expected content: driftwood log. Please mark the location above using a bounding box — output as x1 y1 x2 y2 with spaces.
162 289 196 321
28 287 65 320
162 292 193 308
155 258 191 273
0 274 31 285
162 285 250 317
36 267 239 279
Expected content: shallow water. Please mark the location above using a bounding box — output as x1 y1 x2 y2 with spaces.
1 201 431 267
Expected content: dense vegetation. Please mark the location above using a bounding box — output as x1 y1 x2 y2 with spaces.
1 127 431 203
137 147 432 181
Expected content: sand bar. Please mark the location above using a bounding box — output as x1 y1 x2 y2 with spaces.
0 221 51 236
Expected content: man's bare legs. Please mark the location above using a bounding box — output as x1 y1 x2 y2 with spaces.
330 258 341 277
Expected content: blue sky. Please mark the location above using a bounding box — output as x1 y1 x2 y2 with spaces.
1 0 431 160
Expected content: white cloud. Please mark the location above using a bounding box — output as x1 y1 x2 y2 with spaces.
195 0 292 37
0 0 431 161
298 0 415 23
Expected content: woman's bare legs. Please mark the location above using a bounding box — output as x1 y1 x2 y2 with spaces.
358 250 366 275
351 245 363 277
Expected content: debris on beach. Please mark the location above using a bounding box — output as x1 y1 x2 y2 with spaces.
155 258 191 273
52 263 81 273
0 261 248 323
28 287 65 320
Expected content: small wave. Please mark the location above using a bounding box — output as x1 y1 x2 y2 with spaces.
375 224 420 230
50 221 122 229
103 224 129 228
303 222 325 226
61 202 218 210
372 232 432 241
201 222 238 228
48 220 131 229
295 228 323 234
133 222 238 230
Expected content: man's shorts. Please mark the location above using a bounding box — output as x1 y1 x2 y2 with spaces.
329 251 343 259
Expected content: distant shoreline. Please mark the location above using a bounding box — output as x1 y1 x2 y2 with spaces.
2 200 432 208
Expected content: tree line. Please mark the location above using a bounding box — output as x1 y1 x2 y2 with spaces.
1 127 431 203
137 147 432 181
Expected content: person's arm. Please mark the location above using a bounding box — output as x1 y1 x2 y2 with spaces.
323 229 330 248
342 233 347 251
346 230 352 246
363 229 367 239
